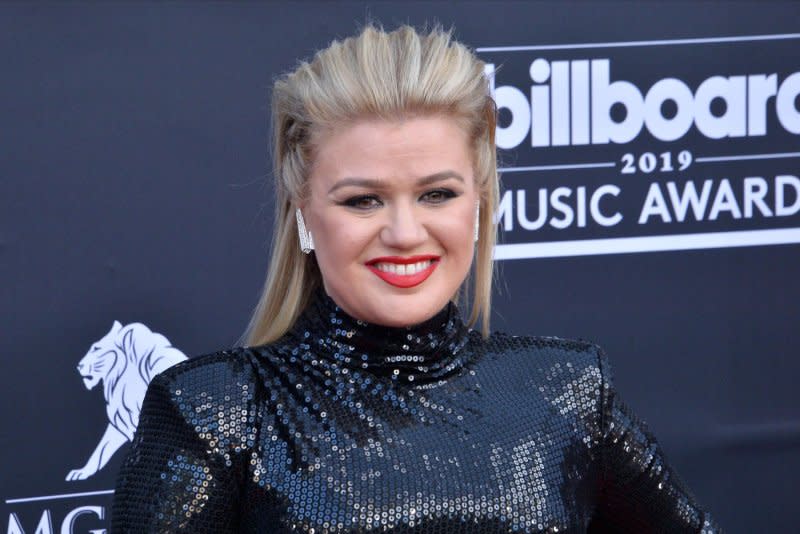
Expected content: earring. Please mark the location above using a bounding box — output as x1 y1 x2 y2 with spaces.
296 208 314 254
474 201 480 242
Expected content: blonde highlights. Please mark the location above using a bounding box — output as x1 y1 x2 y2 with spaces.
241 24 498 347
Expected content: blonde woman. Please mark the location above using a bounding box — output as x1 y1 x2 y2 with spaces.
111 25 718 533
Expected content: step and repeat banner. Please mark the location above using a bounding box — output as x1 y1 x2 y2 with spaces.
2 2 798 533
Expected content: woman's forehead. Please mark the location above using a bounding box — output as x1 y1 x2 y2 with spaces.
308 117 473 189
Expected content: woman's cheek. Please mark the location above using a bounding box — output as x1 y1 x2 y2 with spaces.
446 209 475 242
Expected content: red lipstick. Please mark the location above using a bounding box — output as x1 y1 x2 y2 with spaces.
365 255 440 288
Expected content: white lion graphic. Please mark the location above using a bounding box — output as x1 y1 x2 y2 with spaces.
66 320 187 481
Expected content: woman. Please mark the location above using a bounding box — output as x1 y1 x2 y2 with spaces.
111 25 719 533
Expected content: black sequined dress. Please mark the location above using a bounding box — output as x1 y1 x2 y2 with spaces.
111 288 719 533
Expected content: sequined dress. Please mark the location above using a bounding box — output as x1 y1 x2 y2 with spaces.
111 289 719 533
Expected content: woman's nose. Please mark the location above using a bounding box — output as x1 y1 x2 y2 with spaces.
380 203 427 249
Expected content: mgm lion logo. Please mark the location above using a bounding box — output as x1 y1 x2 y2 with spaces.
66 320 187 481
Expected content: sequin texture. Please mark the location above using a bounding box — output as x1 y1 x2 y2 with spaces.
111 289 719 533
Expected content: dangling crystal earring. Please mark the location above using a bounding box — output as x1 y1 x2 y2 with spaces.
474 201 480 242
296 208 314 254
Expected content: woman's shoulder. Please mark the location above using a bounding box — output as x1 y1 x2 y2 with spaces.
472 331 611 434
474 329 609 376
136 347 266 455
147 346 261 414
155 345 255 384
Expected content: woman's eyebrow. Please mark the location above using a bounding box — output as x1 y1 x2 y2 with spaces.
327 177 385 194
327 171 464 194
417 170 465 187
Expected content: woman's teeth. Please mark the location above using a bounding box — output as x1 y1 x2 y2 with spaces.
373 260 432 275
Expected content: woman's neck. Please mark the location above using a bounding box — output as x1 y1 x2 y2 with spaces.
284 286 472 386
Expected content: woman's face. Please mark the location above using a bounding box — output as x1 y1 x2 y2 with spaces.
303 116 478 327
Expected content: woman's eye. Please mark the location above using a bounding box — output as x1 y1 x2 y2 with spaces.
421 189 457 204
343 195 382 210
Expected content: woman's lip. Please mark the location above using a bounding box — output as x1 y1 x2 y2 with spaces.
365 254 440 266
366 260 439 288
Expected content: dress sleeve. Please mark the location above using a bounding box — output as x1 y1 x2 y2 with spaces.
110 371 243 533
589 349 721 533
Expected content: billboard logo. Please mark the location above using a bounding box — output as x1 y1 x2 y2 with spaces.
487 58 800 149
479 33 800 259
66 321 186 481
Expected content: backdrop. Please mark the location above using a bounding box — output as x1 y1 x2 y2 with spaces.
2 2 798 533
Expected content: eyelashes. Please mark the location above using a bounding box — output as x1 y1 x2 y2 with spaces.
421 189 458 204
341 195 382 210
340 189 459 211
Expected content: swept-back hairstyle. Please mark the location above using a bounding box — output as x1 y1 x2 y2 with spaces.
241 24 498 347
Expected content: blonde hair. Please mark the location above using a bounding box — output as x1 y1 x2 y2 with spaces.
241 24 498 347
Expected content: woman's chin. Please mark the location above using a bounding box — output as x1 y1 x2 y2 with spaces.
324 276 456 327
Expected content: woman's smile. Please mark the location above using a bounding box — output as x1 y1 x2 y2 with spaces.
366 255 440 288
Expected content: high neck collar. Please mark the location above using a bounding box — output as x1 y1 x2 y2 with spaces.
287 287 472 386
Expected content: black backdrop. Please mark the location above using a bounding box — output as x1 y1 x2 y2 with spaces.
2 2 799 533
